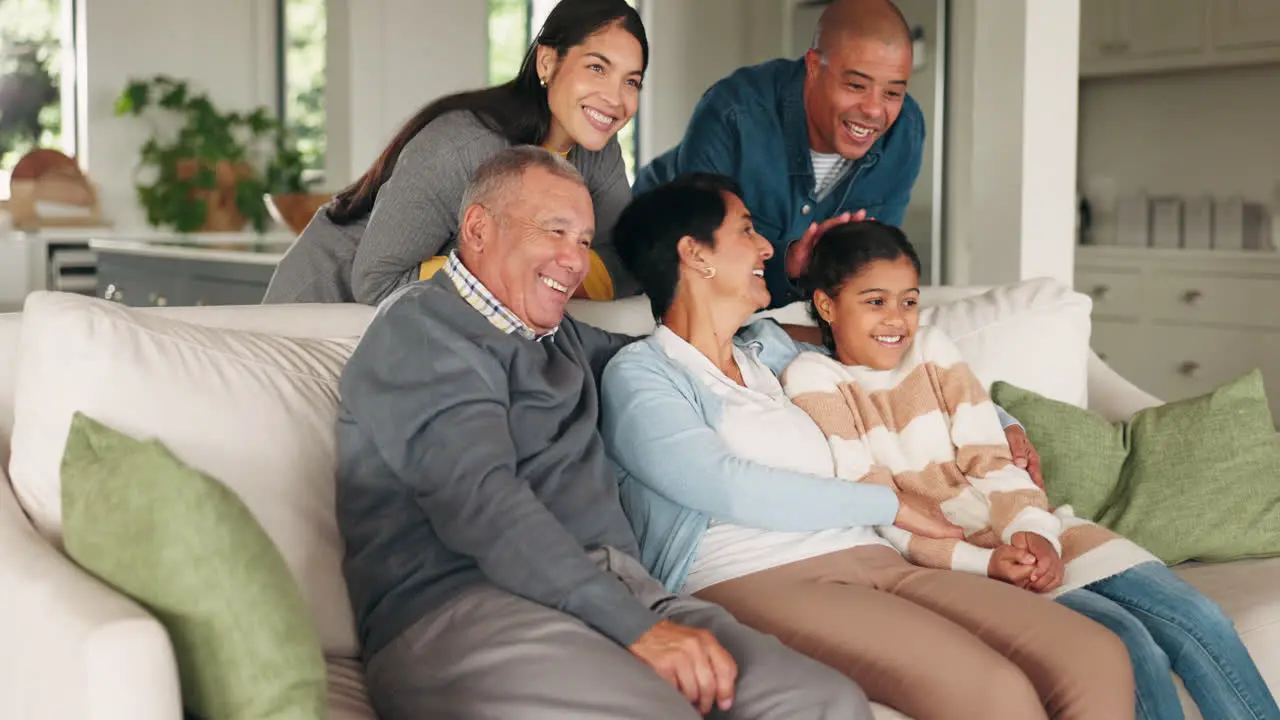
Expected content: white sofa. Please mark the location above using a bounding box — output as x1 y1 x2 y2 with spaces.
0 282 1277 720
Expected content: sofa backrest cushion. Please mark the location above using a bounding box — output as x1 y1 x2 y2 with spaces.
920 277 1093 407
7 292 369 657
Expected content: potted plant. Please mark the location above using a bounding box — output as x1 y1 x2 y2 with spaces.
114 75 283 233
263 130 330 235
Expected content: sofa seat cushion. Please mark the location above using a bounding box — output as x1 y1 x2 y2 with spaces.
1174 557 1280 692
7 291 363 657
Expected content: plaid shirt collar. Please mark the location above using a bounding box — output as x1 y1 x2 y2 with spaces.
443 252 558 342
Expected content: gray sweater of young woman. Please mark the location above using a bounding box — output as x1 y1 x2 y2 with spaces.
262 110 638 305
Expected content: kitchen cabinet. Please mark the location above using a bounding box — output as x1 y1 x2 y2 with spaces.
1213 0 1280 50
96 249 278 308
1081 0 1280 77
1076 246 1280 424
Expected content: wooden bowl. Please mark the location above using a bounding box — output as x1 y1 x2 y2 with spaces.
265 192 332 235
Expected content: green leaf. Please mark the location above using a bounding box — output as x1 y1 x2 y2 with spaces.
158 82 189 110
247 108 275 135
114 80 150 116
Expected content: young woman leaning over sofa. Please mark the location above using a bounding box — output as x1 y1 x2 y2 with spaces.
599 172 1137 720
263 0 645 305
778 221 1279 720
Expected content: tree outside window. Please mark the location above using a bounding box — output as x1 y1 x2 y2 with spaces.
488 0 640 182
0 0 70 171
279 0 325 180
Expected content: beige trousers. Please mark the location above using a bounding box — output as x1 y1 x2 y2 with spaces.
695 545 1135 720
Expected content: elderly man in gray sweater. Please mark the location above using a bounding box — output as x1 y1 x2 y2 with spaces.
335 145 872 720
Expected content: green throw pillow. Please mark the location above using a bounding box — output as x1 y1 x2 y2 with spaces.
992 370 1280 565
60 412 327 720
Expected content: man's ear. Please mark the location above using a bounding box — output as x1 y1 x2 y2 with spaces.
459 203 489 255
803 48 823 79
813 289 837 325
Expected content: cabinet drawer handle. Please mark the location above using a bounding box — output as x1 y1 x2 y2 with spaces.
1089 284 1110 300
104 284 123 303
148 292 168 307
1181 290 1203 305
1178 361 1201 377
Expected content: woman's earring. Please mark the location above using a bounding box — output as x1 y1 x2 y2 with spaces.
539 77 548 88
701 266 717 280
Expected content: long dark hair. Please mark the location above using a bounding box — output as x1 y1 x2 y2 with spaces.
326 0 648 225
804 221 922 352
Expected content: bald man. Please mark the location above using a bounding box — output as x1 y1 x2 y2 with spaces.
635 0 1042 474
635 0 921 309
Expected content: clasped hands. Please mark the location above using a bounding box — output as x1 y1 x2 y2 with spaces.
893 494 1063 594
989 531 1064 593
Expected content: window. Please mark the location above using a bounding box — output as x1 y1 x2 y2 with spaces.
487 0 640 181
277 0 326 179
487 0 529 87
0 0 75 172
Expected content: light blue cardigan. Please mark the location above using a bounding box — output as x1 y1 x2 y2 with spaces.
599 318 1020 593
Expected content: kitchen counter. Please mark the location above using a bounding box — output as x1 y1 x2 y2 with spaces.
91 233 296 308
89 236 295 266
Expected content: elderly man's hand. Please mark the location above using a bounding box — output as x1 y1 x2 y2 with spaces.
629 620 738 714
784 209 868 281
1005 425 1044 490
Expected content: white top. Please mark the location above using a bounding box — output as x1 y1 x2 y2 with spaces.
811 150 852 199
651 326 887 595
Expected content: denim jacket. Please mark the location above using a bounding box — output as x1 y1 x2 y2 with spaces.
635 58 926 308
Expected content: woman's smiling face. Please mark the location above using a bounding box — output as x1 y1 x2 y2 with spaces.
539 22 644 152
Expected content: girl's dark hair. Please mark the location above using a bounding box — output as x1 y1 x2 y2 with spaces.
804 221 922 352
613 173 745 320
326 0 647 225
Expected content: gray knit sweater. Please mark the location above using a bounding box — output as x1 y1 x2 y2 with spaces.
336 273 655 657
263 111 637 305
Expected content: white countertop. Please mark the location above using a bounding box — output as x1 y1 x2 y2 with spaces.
89 237 293 266
12 227 296 244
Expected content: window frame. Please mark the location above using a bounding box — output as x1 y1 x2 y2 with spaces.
273 0 327 185
0 0 79 197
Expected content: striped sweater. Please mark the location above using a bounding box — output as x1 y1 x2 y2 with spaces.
780 326 1159 596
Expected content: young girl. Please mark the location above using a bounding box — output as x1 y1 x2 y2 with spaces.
781 221 1279 720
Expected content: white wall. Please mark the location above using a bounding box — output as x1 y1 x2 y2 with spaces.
639 0 757 162
74 0 276 230
945 0 1081 287
1079 63 1280 242
325 0 487 186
